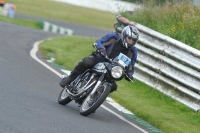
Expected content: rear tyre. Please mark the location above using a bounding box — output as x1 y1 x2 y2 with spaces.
58 87 72 105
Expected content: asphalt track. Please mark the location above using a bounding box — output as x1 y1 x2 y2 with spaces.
0 16 152 133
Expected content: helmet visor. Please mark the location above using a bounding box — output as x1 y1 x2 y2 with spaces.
126 36 135 44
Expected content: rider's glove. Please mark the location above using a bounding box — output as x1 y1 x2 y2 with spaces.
99 48 107 56
125 73 133 81
93 48 107 60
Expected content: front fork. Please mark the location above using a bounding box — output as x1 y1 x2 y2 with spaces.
89 73 105 99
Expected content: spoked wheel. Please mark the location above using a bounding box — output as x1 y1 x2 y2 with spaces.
58 87 72 105
80 82 111 116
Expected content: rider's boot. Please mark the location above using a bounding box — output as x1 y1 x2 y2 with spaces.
59 61 87 88
59 55 98 88
59 69 80 88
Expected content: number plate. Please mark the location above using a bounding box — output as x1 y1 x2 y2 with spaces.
117 53 131 67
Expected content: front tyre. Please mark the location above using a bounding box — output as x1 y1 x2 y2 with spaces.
80 82 111 116
58 87 72 105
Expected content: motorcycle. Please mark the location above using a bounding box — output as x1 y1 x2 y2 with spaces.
58 43 131 116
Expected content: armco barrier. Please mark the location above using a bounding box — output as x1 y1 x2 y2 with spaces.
116 15 200 112
39 21 74 36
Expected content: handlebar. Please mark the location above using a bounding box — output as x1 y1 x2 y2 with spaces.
92 43 134 83
93 43 112 63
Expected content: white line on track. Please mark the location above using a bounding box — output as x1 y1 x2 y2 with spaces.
30 40 149 133
30 40 62 77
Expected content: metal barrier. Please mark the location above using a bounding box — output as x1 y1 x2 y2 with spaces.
116 15 200 112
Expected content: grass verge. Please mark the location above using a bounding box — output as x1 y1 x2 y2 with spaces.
6 0 116 29
122 0 200 50
0 15 42 29
39 36 200 133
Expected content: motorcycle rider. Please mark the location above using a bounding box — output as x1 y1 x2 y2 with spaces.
60 25 139 92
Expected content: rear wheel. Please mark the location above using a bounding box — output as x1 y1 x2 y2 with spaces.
58 87 72 105
80 82 111 116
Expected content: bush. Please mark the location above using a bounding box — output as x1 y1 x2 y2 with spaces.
123 0 200 50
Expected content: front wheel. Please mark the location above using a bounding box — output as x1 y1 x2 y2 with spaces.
58 87 72 105
80 82 111 116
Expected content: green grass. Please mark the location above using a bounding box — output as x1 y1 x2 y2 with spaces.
0 15 42 29
121 0 200 50
39 36 97 69
6 0 116 29
39 36 200 133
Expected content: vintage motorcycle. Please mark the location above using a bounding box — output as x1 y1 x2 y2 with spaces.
58 44 131 116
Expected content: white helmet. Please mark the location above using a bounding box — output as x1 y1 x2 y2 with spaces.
121 26 139 49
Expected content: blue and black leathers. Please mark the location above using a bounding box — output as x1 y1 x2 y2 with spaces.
60 32 137 91
95 32 137 75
